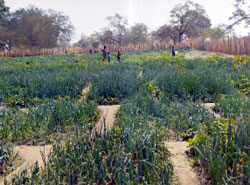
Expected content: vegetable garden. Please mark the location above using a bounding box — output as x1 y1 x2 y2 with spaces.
0 50 249 184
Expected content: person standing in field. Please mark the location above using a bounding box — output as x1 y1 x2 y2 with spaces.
171 45 175 56
102 46 107 62
117 51 121 63
4 43 9 51
107 52 111 63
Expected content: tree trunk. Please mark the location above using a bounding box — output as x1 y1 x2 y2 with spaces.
178 33 182 43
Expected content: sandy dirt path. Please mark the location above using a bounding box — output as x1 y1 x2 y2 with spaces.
78 83 92 104
0 145 52 185
137 70 143 79
90 105 120 139
185 50 233 59
166 141 200 185
166 103 222 185
202 103 221 118
0 106 6 111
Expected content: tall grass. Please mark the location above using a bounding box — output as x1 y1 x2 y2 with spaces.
89 62 138 104
0 56 92 103
142 59 235 102
0 143 17 176
1 36 249 57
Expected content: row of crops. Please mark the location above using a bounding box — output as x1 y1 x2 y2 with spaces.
0 50 249 184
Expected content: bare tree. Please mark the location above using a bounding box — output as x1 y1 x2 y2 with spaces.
98 29 116 45
74 34 89 48
106 13 128 46
229 0 250 28
88 33 100 49
129 23 149 45
207 24 230 40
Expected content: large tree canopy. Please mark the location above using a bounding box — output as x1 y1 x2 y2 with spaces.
153 25 179 44
170 1 211 42
1 6 74 48
0 0 9 19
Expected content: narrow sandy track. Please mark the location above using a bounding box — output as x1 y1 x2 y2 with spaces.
185 50 233 59
202 103 221 118
166 141 200 185
166 103 222 185
78 83 92 104
137 70 143 79
90 105 120 139
0 145 52 185
0 106 28 113
80 83 121 138
0 106 6 111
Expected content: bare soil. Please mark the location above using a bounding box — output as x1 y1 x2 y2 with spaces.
185 50 233 59
78 83 92 104
166 141 200 185
0 106 5 111
202 103 221 118
90 105 120 139
0 145 52 185
137 70 143 79
165 103 222 185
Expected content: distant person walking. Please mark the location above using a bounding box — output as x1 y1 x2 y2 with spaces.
4 43 9 56
102 46 107 62
107 52 111 63
4 43 9 51
171 45 175 57
117 51 121 62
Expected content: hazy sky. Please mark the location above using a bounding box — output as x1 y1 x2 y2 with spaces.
5 0 250 43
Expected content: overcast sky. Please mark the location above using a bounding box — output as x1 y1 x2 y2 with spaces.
5 0 250 43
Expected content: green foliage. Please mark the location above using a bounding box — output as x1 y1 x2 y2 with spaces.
1 6 74 48
146 81 163 100
0 0 9 19
0 55 92 102
0 97 98 143
0 50 250 184
231 74 250 95
10 97 174 184
0 143 17 175
89 63 138 103
4 95 43 108
189 117 250 184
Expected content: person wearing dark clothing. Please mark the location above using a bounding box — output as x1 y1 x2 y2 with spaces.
117 51 121 62
107 52 111 63
171 45 175 56
102 46 107 62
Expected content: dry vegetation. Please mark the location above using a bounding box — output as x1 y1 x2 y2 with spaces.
1 36 249 57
